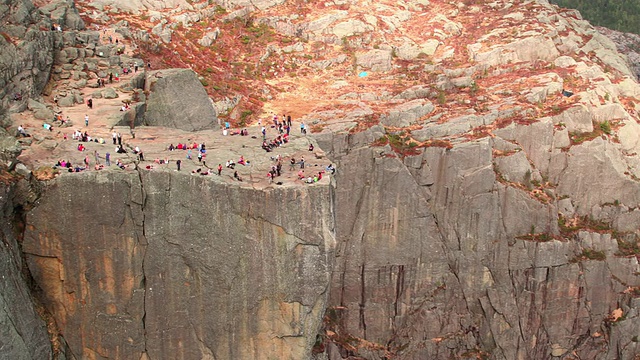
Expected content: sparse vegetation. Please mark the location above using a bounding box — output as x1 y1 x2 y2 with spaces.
437 91 447 105
614 232 640 257
571 249 606 262
600 120 612 135
558 214 611 235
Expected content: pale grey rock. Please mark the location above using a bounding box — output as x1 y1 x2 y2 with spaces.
557 138 640 214
552 104 593 132
14 163 30 177
57 93 77 107
618 119 640 152
494 151 532 183
305 11 347 34
554 55 577 68
591 103 628 123
197 28 220 47
355 49 392 72
95 45 111 58
380 99 434 127
102 87 118 99
614 209 640 232
282 41 304 53
557 198 575 218
331 19 371 38
144 69 218 131
470 36 560 67
553 127 571 149
392 85 430 100
33 107 54 120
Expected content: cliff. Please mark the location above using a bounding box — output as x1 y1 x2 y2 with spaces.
21 170 336 359
2 0 640 359
0 177 52 360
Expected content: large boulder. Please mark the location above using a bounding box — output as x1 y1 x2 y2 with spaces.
143 69 218 131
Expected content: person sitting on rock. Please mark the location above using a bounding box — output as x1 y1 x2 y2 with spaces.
238 156 246 166
168 144 175 151
226 160 235 169
326 164 336 174
77 144 85 152
233 171 242 181
308 143 314 152
298 170 305 180
116 159 126 169
17 125 29 137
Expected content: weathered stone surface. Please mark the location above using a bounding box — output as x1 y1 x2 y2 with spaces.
319 127 640 359
23 171 335 360
144 69 218 131
380 99 435 127
102 87 118 99
0 182 53 360
0 0 56 109
557 138 640 212
197 28 220 47
355 49 392 72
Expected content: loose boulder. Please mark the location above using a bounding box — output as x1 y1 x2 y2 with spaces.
144 69 218 131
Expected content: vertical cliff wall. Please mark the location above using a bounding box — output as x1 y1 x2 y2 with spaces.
315 126 640 359
21 170 336 359
0 179 52 360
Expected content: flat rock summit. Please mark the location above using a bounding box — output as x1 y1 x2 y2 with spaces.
2 0 640 359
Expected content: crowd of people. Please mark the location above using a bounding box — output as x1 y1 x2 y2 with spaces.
19 44 332 186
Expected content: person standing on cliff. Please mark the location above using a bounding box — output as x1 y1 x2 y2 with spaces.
112 131 117 145
85 114 89 127
217 164 222 175
105 152 111 166
176 159 181 171
117 132 122 146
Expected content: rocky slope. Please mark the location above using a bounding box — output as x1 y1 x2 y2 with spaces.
2 0 640 359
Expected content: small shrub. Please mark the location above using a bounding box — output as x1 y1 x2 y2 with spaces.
469 81 479 96
240 109 253 121
437 91 446 105
600 120 612 135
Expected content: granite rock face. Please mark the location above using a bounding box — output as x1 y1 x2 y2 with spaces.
21 170 336 360
0 0 56 110
144 69 219 131
313 122 640 359
0 180 53 360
